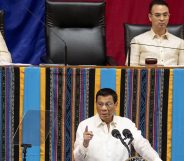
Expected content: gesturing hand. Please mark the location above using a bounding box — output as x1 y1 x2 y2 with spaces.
83 126 93 148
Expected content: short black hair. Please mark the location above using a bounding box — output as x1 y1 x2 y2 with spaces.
149 0 169 13
96 88 118 103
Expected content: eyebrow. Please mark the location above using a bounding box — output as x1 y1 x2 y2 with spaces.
152 11 169 14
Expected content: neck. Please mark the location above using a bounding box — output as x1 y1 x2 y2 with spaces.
104 117 114 131
153 28 166 36
106 123 110 131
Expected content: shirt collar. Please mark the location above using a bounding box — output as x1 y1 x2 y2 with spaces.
94 114 117 127
150 28 169 40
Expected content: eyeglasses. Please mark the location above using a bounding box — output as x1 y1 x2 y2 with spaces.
151 13 170 19
96 102 114 109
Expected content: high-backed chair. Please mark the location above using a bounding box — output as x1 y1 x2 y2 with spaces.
43 0 115 65
124 24 184 58
0 10 4 37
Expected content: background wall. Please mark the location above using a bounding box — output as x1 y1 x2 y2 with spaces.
0 0 184 65
1 66 184 161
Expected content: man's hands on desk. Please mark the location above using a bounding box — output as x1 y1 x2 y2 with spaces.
83 126 93 148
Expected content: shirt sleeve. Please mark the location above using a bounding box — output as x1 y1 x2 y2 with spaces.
73 123 89 161
0 32 12 64
130 121 162 161
178 39 184 65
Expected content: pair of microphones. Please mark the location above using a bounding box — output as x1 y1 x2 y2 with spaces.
111 129 134 158
112 129 134 145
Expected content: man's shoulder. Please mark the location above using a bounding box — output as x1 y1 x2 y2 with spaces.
132 30 152 41
136 30 151 37
114 115 133 123
114 116 136 129
167 32 184 41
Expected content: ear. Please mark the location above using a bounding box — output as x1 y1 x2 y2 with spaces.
114 102 118 111
148 13 152 22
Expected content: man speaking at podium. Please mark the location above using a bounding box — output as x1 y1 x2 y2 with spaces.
126 0 184 66
73 88 162 161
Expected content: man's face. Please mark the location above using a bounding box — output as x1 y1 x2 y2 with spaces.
96 95 117 124
149 4 170 31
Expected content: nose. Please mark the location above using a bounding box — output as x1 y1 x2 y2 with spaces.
161 16 164 20
101 104 108 110
160 15 164 20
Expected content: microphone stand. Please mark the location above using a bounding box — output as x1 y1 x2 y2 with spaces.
119 137 131 158
131 42 184 50
128 45 131 66
55 34 68 66
21 144 32 161
128 42 184 67
112 129 131 158
63 40 68 66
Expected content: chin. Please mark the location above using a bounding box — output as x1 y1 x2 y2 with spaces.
100 115 108 119
100 116 109 120
159 24 166 28
102 119 110 124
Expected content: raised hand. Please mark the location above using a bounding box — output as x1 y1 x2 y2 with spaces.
83 125 93 148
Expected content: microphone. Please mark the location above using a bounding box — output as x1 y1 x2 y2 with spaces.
111 129 131 158
127 42 184 66
111 129 121 138
122 129 134 145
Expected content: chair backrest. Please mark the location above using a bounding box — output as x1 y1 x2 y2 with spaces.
0 10 4 37
46 0 106 65
124 24 184 57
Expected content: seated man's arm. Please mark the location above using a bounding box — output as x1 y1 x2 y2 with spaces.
178 39 184 65
0 32 12 64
